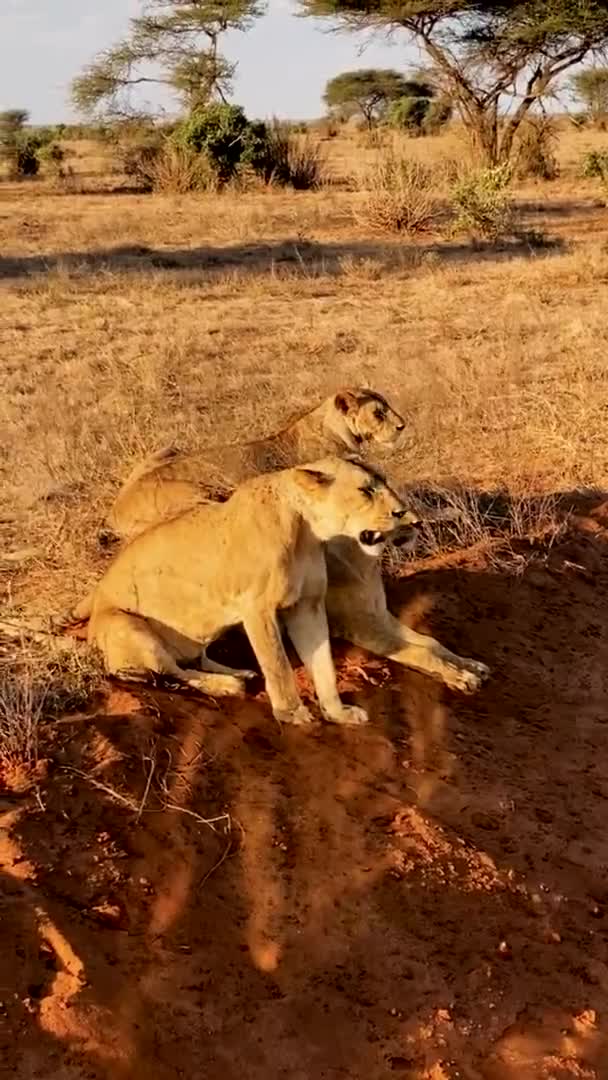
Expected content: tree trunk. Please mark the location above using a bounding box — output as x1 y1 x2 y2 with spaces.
464 102 500 167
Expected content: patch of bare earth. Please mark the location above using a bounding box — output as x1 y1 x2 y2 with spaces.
1 508 608 1079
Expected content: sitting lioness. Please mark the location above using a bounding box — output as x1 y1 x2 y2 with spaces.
103 388 407 543
73 458 416 728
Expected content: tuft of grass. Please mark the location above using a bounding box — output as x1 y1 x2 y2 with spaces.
260 123 325 190
0 638 104 789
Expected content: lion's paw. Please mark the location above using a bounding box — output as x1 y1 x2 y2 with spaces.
325 703 369 727
443 657 490 694
275 704 315 727
187 673 247 697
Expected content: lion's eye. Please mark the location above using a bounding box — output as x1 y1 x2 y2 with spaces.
360 486 375 499
374 407 385 421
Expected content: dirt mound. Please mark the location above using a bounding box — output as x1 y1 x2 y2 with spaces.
2 525 608 1079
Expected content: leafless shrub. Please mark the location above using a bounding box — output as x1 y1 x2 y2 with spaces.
354 152 441 234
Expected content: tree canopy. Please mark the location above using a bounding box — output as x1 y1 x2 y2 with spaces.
71 0 265 118
323 68 428 127
301 1 608 161
571 65 608 123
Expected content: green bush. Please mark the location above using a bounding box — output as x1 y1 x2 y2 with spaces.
174 104 268 186
37 141 67 179
387 94 451 136
0 109 41 178
581 149 608 179
16 136 42 177
423 98 452 135
388 96 430 135
450 163 514 242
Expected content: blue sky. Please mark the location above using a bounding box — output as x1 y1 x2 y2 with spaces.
0 0 420 123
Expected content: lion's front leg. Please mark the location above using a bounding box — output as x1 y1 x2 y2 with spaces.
337 611 490 694
283 598 368 727
243 609 313 727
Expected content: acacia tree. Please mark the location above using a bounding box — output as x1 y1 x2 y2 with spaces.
323 68 415 127
571 65 608 124
71 0 264 117
302 1 608 164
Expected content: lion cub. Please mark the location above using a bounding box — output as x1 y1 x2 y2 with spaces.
75 458 415 727
102 388 407 543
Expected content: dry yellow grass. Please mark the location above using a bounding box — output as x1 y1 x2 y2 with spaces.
2 124 608 619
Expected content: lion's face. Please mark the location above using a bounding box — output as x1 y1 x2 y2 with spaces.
295 458 418 557
334 389 407 451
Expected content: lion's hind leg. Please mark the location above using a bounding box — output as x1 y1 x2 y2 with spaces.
337 610 490 695
93 609 247 697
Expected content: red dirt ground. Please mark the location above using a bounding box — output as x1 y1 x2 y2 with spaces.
3 507 608 1079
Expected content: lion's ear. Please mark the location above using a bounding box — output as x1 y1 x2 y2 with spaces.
334 391 358 415
294 468 335 493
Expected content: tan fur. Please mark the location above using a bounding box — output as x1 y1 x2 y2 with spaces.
103 388 407 543
324 540 490 694
83 458 415 727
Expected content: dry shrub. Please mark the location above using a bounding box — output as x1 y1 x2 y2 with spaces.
261 123 325 190
515 116 559 180
121 139 163 192
151 143 217 193
286 134 325 190
0 637 104 786
354 153 441 234
383 486 565 576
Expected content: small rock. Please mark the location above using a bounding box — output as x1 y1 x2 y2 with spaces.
91 901 122 926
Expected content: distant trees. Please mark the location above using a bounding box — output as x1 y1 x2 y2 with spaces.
387 81 451 136
323 69 451 135
71 0 264 118
571 67 608 128
323 69 412 129
303 0 608 165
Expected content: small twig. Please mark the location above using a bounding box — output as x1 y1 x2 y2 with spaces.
160 801 231 835
61 766 140 812
33 786 46 813
136 754 156 823
197 836 234 892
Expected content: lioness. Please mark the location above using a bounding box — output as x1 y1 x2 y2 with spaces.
75 458 416 728
103 388 407 543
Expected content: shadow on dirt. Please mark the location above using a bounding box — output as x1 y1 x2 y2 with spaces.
3 495 608 1077
0 233 568 284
